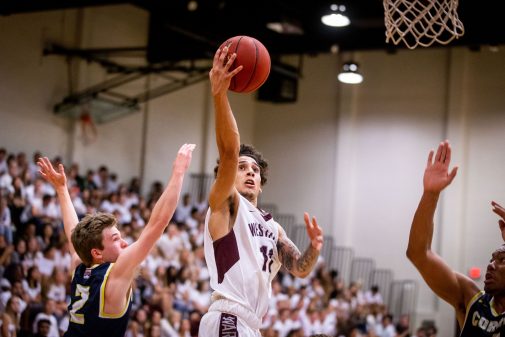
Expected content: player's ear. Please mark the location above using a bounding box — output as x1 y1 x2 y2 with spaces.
91 248 102 261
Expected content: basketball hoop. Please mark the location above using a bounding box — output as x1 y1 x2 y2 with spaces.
383 0 464 49
79 107 97 145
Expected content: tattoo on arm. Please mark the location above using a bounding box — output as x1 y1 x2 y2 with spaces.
297 245 319 274
277 236 301 273
277 235 319 276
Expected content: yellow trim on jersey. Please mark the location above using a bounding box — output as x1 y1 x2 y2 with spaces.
98 263 132 319
489 296 505 316
461 290 484 330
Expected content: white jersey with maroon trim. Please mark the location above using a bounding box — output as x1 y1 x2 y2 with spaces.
204 194 281 320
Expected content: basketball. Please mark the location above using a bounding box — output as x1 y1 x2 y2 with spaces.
218 36 271 93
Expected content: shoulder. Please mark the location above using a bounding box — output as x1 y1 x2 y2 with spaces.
461 276 481 305
97 262 113 276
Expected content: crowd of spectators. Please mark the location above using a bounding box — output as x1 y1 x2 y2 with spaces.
0 147 438 337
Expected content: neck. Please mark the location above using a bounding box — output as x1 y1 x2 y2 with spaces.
493 294 505 313
240 192 257 206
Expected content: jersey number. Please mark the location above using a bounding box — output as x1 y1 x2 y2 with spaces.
260 245 274 273
69 284 90 324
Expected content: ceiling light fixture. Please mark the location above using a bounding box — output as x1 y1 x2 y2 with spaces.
187 0 198 11
322 4 350 27
338 62 363 84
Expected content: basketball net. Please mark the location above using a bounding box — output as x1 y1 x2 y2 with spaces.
383 0 464 49
79 106 97 146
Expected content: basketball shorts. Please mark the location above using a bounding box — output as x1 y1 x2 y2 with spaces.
198 298 262 337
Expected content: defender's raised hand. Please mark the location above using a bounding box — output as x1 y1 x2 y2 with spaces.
304 212 323 251
423 140 458 194
37 157 67 188
173 144 195 174
492 201 505 241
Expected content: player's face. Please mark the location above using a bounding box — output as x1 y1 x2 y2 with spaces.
100 226 128 263
235 156 262 203
484 245 505 295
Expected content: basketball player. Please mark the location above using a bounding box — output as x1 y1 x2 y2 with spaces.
407 140 505 336
198 46 324 336
37 144 194 337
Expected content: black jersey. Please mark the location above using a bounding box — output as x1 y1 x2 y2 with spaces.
460 291 505 336
64 263 132 337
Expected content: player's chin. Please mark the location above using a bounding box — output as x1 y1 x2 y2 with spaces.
483 282 495 294
239 190 256 201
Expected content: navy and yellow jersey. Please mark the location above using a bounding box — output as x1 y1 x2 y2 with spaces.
460 291 505 336
64 263 132 337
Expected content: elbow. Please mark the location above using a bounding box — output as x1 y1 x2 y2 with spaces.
406 244 419 263
406 248 414 262
406 246 426 267
295 269 311 279
298 272 310 279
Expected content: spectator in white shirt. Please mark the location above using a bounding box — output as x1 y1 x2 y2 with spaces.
53 242 71 272
157 224 188 263
302 308 323 336
373 314 397 337
32 299 59 337
69 186 86 216
174 193 192 225
35 245 56 278
0 196 13 244
22 265 42 304
273 308 296 337
0 158 17 193
31 194 60 224
365 285 384 305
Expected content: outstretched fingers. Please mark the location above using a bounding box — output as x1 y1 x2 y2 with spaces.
304 212 323 251
218 46 229 66
434 142 443 162
223 52 242 77
213 47 221 65
492 201 505 219
37 157 66 186
434 140 450 164
178 143 196 156
440 141 448 163
37 157 53 175
175 144 196 172
444 141 452 164
58 163 65 175
448 166 458 184
304 212 311 229
223 52 236 70
426 150 434 168
185 143 196 157
304 212 322 236
493 201 505 240
229 64 243 77
430 140 453 169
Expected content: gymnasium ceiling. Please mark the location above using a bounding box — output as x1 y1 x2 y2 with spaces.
1 0 504 62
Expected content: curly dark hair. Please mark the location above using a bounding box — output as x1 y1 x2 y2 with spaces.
214 144 269 185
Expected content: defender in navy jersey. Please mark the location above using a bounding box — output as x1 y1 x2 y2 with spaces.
37 144 194 336
65 263 131 337
199 45 324 336
407 140 505 336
